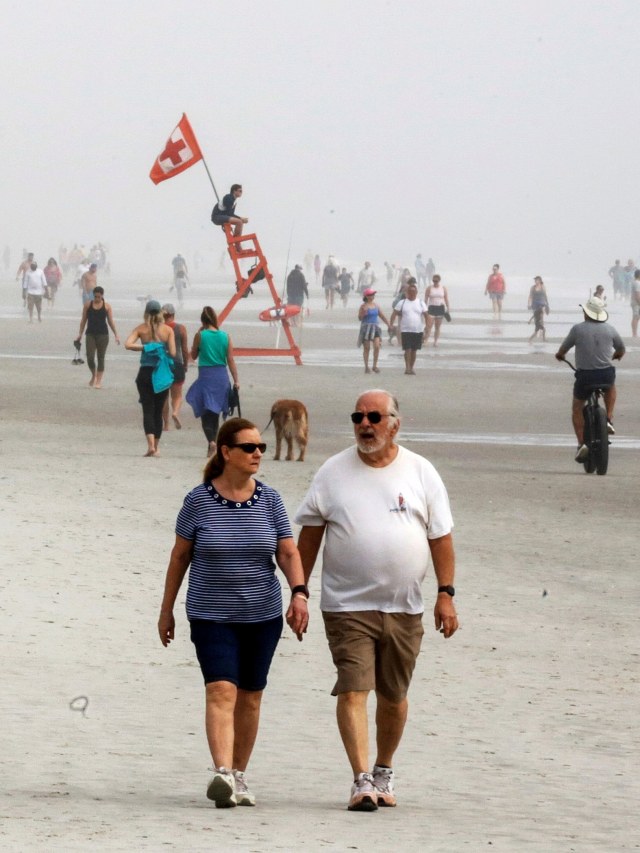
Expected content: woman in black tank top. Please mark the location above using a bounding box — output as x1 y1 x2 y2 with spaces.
75 286 120 388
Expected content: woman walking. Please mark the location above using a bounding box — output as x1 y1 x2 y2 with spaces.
75 286 120 388
158 417 309 808
43 258 62 305
125 300 176 457
528 276 550 343
357 288 390 374
424 274 450 347
186 306 239 457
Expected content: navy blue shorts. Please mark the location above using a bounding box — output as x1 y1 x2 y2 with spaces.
190 616 283 690
573 367 615 400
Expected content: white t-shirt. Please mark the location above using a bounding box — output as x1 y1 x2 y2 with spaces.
294 445 453 614
394 297 428 333
24 269 48 296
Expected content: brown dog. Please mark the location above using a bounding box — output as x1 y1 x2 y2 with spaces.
266 399 308 461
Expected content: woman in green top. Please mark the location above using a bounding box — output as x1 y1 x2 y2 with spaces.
186 306 240 457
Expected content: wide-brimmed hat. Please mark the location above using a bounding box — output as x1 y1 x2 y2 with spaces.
580 296 608 322
363 288 376 296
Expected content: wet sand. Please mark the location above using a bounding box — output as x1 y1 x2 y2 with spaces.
1 273 639 851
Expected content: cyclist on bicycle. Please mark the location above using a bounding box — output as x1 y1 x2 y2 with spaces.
555 296 625 463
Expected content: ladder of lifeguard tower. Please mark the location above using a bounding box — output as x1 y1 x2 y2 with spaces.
217 224 302 365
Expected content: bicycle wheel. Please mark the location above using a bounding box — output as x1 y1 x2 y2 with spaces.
594 406 609 475
582 404 596 474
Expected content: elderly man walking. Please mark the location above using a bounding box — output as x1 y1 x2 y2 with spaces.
295 389 458 812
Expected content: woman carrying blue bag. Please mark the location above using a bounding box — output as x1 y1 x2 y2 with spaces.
125 300 176 457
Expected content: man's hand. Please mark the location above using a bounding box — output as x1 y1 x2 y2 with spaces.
286 596 309 642
555 351 565 361
613 350 624 361
434 595 458 638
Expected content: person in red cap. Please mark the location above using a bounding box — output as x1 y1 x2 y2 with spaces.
357 288 391 374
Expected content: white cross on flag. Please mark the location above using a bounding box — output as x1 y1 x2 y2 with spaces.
149 114 203 185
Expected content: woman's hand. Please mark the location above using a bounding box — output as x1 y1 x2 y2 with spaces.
158 610 175 647
286 595 309 642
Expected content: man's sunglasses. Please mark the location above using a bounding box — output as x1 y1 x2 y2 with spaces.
350 411 394 425
231 442 267 453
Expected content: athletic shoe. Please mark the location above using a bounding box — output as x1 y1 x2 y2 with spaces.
233 770 256 806
607 420 615 435
206 767 236 808
575 444 589 463
372 765 397 807
347 772 378 811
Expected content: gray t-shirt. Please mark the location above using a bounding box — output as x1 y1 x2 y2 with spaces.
560 321 625 370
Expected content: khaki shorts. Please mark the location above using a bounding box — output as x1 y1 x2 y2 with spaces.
322 610 424 703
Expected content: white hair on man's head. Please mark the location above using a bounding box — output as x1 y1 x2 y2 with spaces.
356 389 400 418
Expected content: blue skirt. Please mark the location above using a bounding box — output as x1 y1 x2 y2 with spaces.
186 365 231 418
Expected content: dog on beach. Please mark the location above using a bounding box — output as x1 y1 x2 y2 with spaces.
264 399 308 461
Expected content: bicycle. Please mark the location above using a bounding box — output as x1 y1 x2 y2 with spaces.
562 358 609 475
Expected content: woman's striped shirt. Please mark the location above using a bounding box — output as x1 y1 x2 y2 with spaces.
176 480 292 623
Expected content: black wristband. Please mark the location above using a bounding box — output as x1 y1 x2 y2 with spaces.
291 584 309 599
438 585 455 597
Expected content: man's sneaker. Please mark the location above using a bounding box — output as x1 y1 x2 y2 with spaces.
575 444 589 463
607 420 615 435
233 770 256 806
347 772 378 811
206 767 236 808
372 764 397 807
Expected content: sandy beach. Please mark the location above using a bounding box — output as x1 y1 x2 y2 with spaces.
1 270 639 852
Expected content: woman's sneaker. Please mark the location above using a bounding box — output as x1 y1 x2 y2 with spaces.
347 772 378 811
206 767 236 808
372 765 397 807
233 770 256 806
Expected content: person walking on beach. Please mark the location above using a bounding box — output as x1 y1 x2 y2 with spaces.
485 263 506 319
629 270 640 337
171 254 189 307
322 260 339 309
23 261 48 323
43 258 62 306
338 267 354 307
425 257 436 285
125 300 176 457
357 288 390 374
313 253 321 285
158 417 309 808
527 276 549 344
161 304 189 429
186 306 239 458
75 286 120 388
295 389 458 812
211 184 248 238
424 274 450 348
555 296 625 462
357 261 376 295
286 264 309 323
80 263 98 305
16 252 34 306
608 260 626 301
389 278 429 374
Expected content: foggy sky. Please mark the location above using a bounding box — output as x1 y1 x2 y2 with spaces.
2 0 640 278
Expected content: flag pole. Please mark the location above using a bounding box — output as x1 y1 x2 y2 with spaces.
201 155 220 203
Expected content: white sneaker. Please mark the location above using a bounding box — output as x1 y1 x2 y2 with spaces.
607 420 615 435
206 767 236 808
233 770 256 806
347 772 378 811
575 444 589 463
372 764 397 807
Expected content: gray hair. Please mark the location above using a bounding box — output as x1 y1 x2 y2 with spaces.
357 389 400 418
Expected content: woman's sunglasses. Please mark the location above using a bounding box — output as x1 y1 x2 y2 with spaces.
350 411 393 425
231 442 267 454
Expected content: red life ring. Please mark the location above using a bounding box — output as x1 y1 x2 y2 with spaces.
258 304 301 322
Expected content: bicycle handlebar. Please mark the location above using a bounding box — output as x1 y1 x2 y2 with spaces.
560 357 576 373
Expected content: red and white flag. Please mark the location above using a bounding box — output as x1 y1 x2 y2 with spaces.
149 113 203 185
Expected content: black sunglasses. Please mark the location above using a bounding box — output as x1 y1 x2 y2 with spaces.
231 442 266 453
350 411 394 425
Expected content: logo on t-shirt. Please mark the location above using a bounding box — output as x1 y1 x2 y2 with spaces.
390 493 407 513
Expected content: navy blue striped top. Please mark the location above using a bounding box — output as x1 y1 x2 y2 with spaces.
176 480 293 623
